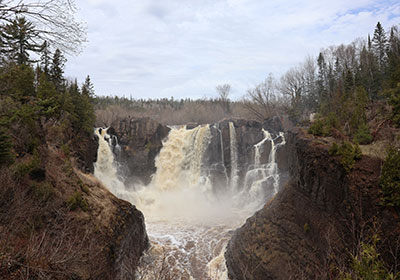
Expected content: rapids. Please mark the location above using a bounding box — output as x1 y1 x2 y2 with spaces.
94 123 285 279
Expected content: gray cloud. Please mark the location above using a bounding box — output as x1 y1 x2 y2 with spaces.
65 0 400 100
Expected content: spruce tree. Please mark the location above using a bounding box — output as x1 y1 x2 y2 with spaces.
2 17 43 65
40 41 52 75
81 75 95 97
50 48 66 92
372 22 388 70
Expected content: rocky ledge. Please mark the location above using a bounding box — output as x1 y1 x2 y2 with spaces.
225 128 400 279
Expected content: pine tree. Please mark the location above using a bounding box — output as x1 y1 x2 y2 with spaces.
40 41 52 75
50 49 66 92
372 22 388 70
2 17 43 65
317 52 327 103
81 75 95 97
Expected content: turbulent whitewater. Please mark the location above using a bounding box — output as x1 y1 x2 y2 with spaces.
94 123 285 279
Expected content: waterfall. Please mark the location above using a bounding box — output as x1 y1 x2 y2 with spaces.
93 124 286 280
229 122 239 190
242 130 285 202
151 124 212 192
93 128 129 199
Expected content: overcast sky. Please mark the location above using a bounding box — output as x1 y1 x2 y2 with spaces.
65 0 400 100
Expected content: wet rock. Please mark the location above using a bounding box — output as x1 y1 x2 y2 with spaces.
225 128 400 279
109 117 170 184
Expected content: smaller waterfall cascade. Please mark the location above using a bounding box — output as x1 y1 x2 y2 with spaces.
229 122 239 191
94 128 128 199
242 130 286 203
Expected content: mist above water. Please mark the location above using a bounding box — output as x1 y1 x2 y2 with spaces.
94 123 285 279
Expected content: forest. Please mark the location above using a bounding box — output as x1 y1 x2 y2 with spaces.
0 0 399 279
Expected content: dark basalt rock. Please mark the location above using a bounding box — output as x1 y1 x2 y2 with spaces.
111 202 149 279
108 117 170 185
225 128 400 279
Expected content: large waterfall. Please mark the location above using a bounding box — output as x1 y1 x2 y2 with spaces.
94 124 285 279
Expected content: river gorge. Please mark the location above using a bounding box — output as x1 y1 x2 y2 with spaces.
93 118 288 279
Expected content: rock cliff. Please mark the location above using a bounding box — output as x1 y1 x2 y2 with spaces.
0 119 148 280
107 117 289 193
108 117 170 185
225 128 400 279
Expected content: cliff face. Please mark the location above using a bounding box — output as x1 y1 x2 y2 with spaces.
0 119 148 280
108 117 170 185
108 117 289 191
225 128 400 279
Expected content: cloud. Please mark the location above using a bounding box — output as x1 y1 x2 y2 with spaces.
65 0 400 100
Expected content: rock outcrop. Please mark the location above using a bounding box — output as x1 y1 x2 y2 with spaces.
109 117 170 185
108 117 289 191
225 128 400 279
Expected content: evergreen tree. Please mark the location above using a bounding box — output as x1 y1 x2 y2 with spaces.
81 75 95 97
2 17 43 65
317 52 327 103
40 41 51 75
372 22 388 70
0 127 13 166
50 48 66 92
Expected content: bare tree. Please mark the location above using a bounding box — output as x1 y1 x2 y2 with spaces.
216 83 231 102
216 83 231 113
0 0 86 54
278 67 304 106
244 73 277 120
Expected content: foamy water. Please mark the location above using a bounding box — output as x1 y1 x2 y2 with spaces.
94 124 284 279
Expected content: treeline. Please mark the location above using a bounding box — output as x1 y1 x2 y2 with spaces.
95 23 400 130
277 22 400 129
94 96 257 126
0 1 93 166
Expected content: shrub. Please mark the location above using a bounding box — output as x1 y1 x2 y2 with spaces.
13 153 40 179
380 147 400 207
338 142 357 173
308 119 325 136
0 127 13 166
339 235 397 280
67 191 88 211
33 182 54 201
329 142 339 156
353 123 373 145
385 83 400 127
330 141 363 173
61 144 70 157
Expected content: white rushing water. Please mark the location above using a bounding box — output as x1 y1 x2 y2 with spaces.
93 125 285 279
229 122 239 192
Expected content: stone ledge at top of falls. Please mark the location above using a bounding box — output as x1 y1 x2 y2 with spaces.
105 116 288 186
224 128 400 280
108 117 171 185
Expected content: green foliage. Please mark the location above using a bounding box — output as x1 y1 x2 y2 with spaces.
67 191 88 211
380 147 400 207
81 184 90 194
0 127 13 166
330 141 363 173
340 235 398 280
33 182 54 201
303 223 310 234
2 17 43 65
13 152 40 179
308 119 327 136
385 83 400 127
0 64 35 100
329 142 339 156
308 114 339 137
353 122 373 145
50 49 66 92
61 144 70 157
